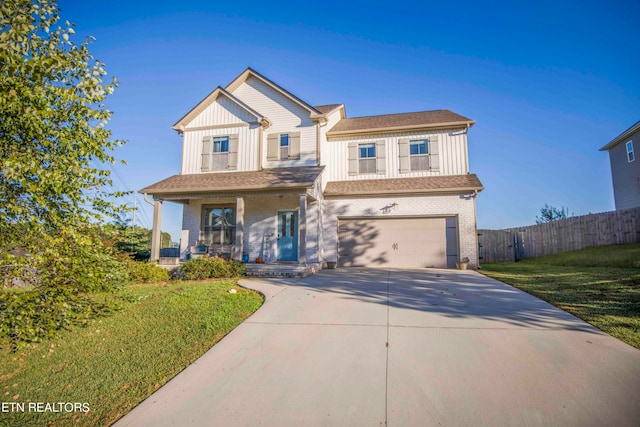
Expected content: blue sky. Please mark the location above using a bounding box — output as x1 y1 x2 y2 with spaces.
57 0 640 241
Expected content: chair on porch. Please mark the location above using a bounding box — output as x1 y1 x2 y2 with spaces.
188 241 210 259
209 244 235 261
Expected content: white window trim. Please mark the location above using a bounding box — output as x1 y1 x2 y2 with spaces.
213 135 230 153
626 140 635 163
358 143 376 174
280 133 290 160
409 139 429 171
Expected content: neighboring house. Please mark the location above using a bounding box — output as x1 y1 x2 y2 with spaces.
140 68 484 273
600 120 640 210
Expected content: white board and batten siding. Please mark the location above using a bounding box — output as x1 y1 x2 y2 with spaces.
231 76 318 168
322 130 469 182
181 125 261 174
318 108 344 166
181 95 261 174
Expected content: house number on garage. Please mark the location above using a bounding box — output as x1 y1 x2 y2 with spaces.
392 243 399 250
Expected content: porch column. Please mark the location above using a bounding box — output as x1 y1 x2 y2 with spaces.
150 199 163 262
235 196 245 261
299 194 307 265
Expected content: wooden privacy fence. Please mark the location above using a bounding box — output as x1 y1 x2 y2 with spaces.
478 207 640 263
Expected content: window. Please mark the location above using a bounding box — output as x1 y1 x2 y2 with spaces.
201 134 238 172
348 140 385 175
398 137 438 174
212 136 229 170
213 136 229 153
627 141 635 163
267 132 300 161
280 134 290 160
359 143 376 174
203 207 236 245
410 139 429 170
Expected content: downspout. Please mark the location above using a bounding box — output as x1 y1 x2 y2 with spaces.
258 118 270 171
316 122 321 164
143 192 154 206
473 191 480 269
178 129 185 174
463 123 470 174
258 126 263 171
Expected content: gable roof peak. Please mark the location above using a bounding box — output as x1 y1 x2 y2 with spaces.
172 85 267 132
225 68 322 116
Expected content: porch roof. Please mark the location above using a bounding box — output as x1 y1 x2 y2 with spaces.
324 174 484 197
140 166 324 197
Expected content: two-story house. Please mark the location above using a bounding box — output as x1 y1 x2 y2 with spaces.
140 68 484 274
600 120 640 210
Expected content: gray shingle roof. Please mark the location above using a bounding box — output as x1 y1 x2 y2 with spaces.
324 174 483 196
599 120 640 151
140 166 324 195
327 110 474 135
313 104 343 114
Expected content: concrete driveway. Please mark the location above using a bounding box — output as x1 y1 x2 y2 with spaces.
115 269 640 427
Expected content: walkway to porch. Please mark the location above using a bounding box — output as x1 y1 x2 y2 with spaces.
157 258 323 278
244 262 322 278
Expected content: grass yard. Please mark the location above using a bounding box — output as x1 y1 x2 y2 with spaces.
480 243 640 349
0 280 263 427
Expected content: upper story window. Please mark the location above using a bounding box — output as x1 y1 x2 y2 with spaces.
280 134 290 160
399 137 439 173
348 140 386 176
212 136 230 170
267 132 301 161
627 141 635 163
410 139 429 171
213 136 229 153
359 143 377 174
201 134 238 172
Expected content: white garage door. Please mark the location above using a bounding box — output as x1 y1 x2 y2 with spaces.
338 217 458 268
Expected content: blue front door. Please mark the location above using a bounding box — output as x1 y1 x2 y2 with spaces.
277 211 298 261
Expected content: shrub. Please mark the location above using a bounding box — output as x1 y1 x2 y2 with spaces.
169 268 186 281
126 260 169 284
0 287 119 348
180 258 246 280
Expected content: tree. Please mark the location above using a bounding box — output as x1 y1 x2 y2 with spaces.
105 220 172 260
536 204 570 224
0 0 126 344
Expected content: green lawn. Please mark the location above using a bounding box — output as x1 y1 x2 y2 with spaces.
480 243 640 349
0 280 263 427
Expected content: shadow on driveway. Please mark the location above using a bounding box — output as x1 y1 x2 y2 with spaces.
279 268 600 333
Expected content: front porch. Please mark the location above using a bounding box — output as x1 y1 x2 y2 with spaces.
140 167 326 277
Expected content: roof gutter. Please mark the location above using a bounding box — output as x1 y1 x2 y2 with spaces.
324 186 484 198
599 120 640 151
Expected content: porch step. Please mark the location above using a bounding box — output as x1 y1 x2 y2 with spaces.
245 262 322 278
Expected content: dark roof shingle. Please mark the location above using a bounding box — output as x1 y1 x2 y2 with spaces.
140 166 324 195
324 174 483 196
313 104 343 114
328 110 474 135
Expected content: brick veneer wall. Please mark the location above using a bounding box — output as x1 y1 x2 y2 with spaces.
181 193 320 263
